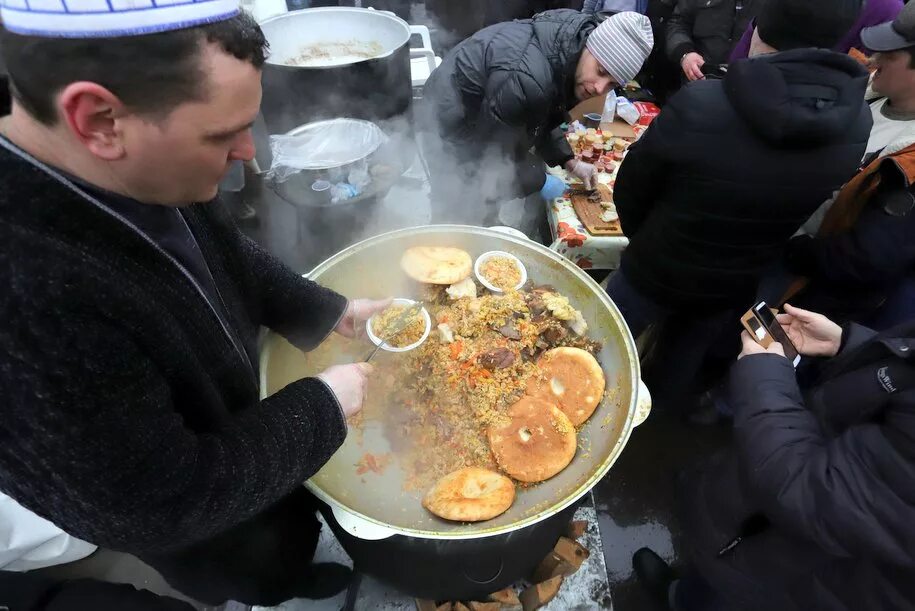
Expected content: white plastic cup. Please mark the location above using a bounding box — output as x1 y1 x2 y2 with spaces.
365 298 432 353
474 251 528 293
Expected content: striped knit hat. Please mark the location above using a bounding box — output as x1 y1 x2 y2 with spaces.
585 12 654 86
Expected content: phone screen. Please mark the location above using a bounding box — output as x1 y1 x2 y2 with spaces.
753 302 801 365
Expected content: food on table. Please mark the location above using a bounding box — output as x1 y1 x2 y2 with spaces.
422 467 516 522
400 246 473 285
488 397 577 483
479 256 523 292
446 276 477 300
370 303 426 348
526 347 606 426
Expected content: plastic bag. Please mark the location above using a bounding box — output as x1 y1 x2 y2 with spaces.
616 96 641 126
266 118 388 183
601 92 617 124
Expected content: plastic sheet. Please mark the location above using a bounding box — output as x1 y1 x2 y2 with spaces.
266 118 388 183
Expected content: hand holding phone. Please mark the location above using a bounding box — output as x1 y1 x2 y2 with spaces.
738 329 781 356
740 301 801 366
777 304 843 358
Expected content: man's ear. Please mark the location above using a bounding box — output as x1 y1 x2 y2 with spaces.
57 82 129 161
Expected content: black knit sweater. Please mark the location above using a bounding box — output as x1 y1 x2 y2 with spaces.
0 142 350 555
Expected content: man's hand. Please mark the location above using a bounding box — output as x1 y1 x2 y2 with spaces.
564 159 597 190
777 304 843 358
335 298 392 339
681 52 706 81
318 363 374 418
738 330 786 360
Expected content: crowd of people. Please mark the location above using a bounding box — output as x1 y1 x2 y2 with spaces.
0 0 914 610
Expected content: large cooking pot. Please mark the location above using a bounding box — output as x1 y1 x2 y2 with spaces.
259 226 651 598
258 7 429 135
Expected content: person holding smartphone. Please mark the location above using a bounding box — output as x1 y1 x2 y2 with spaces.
632 305 915 611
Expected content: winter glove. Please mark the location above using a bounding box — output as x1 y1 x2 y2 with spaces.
564 159 597 190
540 174 568 201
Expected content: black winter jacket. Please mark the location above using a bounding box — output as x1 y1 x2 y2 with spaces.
420 9 595 199
786 158 915 327
666 0 757 67
0 141 350 556
681 321 915 611
614 48 871 309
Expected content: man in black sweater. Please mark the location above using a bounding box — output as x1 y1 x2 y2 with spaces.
607 0 870 402
0 9 386 608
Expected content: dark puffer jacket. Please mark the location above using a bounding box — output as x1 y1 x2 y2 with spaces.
614 48 871 309
666 0 757 67
681 321 915 611
420 9 596 199
0 141 349 556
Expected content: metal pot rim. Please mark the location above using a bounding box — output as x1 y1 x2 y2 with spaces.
260 7 411 68
260 225 647 541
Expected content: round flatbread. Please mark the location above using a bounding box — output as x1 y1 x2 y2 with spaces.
488 397 577 483
400 247 473 285
422 467 516 522
526 347 605 426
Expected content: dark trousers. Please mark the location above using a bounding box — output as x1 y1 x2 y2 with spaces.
607 270 738 407
142 488 349 606
0 571 194 611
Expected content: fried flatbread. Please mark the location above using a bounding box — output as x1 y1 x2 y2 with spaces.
488 397 576 483
400 246 473 285
422 467 516 522
527 347 605 426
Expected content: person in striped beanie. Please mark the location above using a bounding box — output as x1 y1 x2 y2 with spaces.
584 10 655 96
419 9 653 235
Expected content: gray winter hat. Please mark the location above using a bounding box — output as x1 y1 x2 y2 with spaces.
861 1 915 52
586 11 654 86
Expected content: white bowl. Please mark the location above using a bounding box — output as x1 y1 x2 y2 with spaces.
365 298 432 353
474 251 528 293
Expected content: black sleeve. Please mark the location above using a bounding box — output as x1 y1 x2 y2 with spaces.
613 93 681 237
206 202 349 351
666 0 698 64
729 354 914 565
535 125 575 169
0 309 348 555
784 176 915 290
476 67 558 197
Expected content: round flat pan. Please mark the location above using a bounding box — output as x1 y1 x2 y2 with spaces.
260 226 647 539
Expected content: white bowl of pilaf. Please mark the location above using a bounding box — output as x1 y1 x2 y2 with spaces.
366 298 432 353
475 251 528 293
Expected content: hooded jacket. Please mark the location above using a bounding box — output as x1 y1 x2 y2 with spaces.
614 48 872 309
681 321 915 611
419 9 596 199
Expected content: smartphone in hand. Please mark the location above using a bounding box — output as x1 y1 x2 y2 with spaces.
740 301 802 367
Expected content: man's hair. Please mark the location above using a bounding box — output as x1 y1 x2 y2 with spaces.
907 47 915 70
0 12 268 125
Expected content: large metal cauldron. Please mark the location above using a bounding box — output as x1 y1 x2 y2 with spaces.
258 7 424 135
260 226 651 599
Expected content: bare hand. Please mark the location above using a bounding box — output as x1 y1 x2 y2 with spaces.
681 52 706 81
738 330 786 360
335 298 393 339
565 159 597 190
317 362 374 418
776 304 843 358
